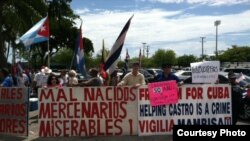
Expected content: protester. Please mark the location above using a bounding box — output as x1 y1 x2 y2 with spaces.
109 69 120 86
58 69 68 86
16 72 29 87
228 71 243 125
45 74 61 88
117 62 145 87
79 68 102 86
32 66 51 93
156 63 182 85
67 69 78 87
0 68 13 87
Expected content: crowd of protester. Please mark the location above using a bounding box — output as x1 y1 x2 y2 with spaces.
0 62 181 89
0 61 247 125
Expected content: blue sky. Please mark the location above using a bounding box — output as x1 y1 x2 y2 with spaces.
70 0 250 59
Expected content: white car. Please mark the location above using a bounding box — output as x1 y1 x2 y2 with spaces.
175 70 192 81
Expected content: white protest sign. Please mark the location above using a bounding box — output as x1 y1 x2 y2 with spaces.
191 61 220 83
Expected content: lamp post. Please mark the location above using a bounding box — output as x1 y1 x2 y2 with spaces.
214 20 221 58
142 42 146 58
200 37 205 60
146 45 149 58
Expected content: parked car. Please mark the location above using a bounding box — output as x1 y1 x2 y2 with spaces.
146 68 163 78
223 68 250 77
175 70 192 81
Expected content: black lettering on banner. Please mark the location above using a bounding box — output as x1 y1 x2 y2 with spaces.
173 125 250 141
153 87 162 94
191 66 219 73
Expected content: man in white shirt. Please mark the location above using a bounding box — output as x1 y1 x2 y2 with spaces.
32 67 51 93
117 62 145 87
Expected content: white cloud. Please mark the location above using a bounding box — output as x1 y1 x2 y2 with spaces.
150 0 250 6
74 8 90 14
75 8 250 59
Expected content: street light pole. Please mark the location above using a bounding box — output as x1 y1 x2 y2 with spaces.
214 20 221 58
200 37 205 60
146 45 149 58
142 42 146 58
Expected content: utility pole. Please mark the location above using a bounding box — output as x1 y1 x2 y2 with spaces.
214 20 221 58
142 42 146 58
146 45 149 58
200 37 206 60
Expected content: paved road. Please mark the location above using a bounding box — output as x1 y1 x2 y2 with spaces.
0 110 249 141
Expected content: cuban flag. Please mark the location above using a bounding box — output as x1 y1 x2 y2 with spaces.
75 25 86 76
104 15 133 74
19 16 49 48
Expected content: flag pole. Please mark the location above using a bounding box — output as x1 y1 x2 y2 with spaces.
47 14 50 68
47 36 50 68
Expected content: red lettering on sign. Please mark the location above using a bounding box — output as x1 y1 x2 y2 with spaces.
74 102 81 118
0 119 26 134
84 88 95 101
79 120 87 135
39 103 51 118
207 87 229 99
139 88 149 100
51 102 57 118
96 88 104 100
97 119 105 136
55 120 62 136
129 87 136 101
57 89 67 101
69 88 77 101
71 120 78 136
128 119 133 135
0 103 26 117
40 89 53 101
58 102 66 118
39 120 51 137
0 88 23 99
105 87 112 101
39 119 127 136
178 87 182 100
105 119 113 136
63 120 70 137
89 119 96 136
186 87 203 99
114 119 123 135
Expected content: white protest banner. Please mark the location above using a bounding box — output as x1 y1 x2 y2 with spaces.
38 87 138 137
0 88 29 136
191 61 220 83
138 84 232 136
